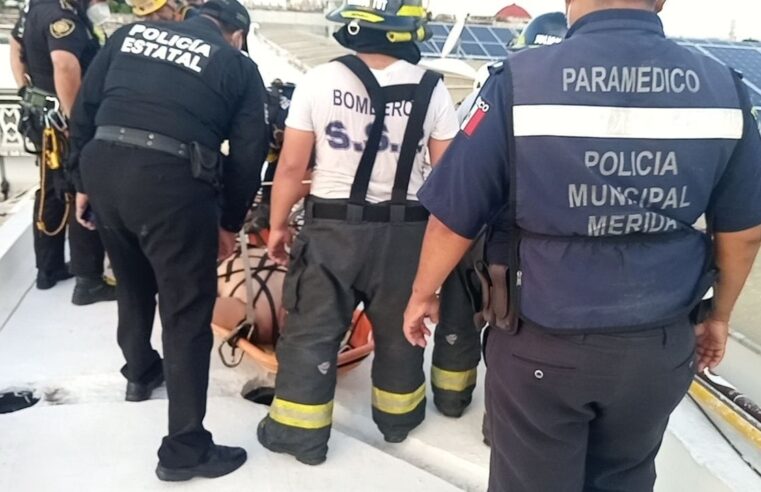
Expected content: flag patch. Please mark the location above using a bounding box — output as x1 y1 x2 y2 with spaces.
461 97 491 137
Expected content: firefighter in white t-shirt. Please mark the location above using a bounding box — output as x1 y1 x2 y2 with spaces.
257 0 460 465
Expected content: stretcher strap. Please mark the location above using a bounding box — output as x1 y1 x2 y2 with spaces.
372 383 426 415
238 230 257 327
269 397 334 430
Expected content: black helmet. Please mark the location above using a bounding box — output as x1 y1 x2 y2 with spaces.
510 12 568 50
326 0 431 42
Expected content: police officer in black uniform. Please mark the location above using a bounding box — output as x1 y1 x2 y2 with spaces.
68 0 269 481
405 0 761 490
11 0 115 304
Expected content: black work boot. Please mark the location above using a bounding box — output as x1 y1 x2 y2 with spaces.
382 430 409 444
125 371 165 402
71 276 117 306
155 445 247 482
36 265 74 290
434 393 472 419
257 419 327 466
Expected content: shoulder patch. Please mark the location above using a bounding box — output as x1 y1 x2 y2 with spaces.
50 18 75 39
461 96 491 137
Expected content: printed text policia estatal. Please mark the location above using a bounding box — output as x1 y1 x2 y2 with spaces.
119 24 214 74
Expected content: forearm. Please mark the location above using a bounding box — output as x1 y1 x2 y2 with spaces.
712 227 761 321
411 216 473 298
10 39 27 88
53 62 81 116
271 160 308 230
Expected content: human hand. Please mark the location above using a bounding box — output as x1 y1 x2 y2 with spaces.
694 317 730 372
218 228 237 261
267 226 293 266
403 292 439 348
75 192 96 230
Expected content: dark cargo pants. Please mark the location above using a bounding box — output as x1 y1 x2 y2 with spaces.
485 320 696 492
258 214 427 462
81 140 218 468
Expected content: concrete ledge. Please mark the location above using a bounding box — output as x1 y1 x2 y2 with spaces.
0 196 35 332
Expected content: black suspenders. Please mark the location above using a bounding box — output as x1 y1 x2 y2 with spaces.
329 55 442 223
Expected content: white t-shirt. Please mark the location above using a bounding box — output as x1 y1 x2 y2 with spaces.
286 59 460 203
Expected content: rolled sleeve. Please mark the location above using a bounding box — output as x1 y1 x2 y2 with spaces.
418 72 510 239
284 69 315 132
46 16 90 58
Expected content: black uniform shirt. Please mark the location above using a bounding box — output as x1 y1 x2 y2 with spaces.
69 16 269 232
15 0 100 93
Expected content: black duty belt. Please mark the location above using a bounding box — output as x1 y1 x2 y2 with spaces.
95 126 189 159
306 200 429 223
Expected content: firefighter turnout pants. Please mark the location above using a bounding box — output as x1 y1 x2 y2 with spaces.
258 212 427 463
431 253 483 418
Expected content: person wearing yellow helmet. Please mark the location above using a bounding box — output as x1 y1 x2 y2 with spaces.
127 0 179 21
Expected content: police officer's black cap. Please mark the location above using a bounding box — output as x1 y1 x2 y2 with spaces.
199 0 251 32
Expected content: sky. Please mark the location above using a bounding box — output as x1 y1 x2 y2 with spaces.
426 0 761 40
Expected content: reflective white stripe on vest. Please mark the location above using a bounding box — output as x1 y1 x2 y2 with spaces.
513 105 744 140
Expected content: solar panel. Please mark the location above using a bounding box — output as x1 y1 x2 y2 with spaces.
459 28 476 43
432 40 447 53
469 26 500 44
429 24 450 39
482 43 508 58
459 42 487 58
490 27 514 45
419 41 439 56
704 47 761 89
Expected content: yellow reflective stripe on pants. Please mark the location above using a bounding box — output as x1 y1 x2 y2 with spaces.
372 383 426 415
431 366 477 392
269 397 333 430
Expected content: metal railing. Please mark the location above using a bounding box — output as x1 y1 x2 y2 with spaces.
0 90 24 157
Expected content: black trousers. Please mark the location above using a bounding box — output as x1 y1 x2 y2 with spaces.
80 140 218 468
259 209 427 461
485 320 696 492
33 163 105 277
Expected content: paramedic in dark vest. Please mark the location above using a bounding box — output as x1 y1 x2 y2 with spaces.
11 0 116 305
257 0 459 465
404 1 761 490
67 0 269 481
